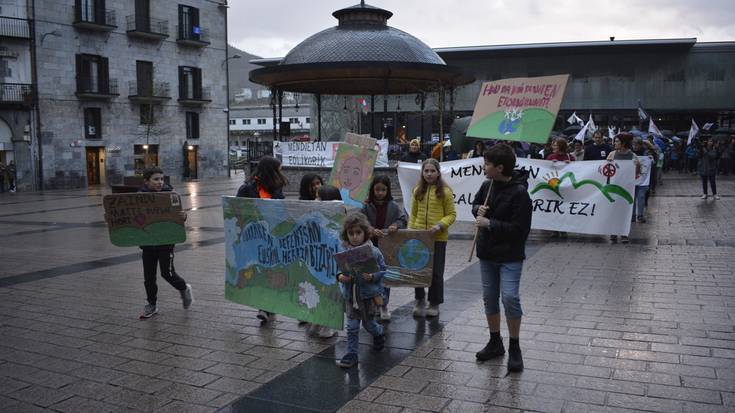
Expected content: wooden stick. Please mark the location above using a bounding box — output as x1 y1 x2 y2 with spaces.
468 180 493 262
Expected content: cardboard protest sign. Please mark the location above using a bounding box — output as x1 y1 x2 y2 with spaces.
328 133 377 208
398 157 636 235
379 230 434 288
467 75 569 144
223 197 345 330
333 244 380 279
103 192 186 247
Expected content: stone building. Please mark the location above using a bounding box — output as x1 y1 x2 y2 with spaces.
1 0 229 190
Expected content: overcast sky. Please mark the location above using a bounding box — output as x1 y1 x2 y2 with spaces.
227 0 734 58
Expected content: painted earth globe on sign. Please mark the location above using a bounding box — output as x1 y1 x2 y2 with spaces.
397 239 430 270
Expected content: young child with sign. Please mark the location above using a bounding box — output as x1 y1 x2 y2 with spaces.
408 159 456 318
361 175 407 321
138 167 193 319
335 212 387 368
236 156 288 324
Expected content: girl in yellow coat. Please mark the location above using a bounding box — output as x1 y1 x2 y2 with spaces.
409 158 457 317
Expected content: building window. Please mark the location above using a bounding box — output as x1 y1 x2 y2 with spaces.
229 119 236 125
178 66 202 100
242 119 251 125
665 70 685 82
257 118 266 125
134 144 159 174
84 108 102 139
178 5 200 40
140 105 154 124
305 117 311 124
707 70 725 81
136 60 153 95
289 118 298 124
186 111 199 139
76 54 110 94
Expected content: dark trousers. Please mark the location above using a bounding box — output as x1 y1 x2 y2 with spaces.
415 241 446 305
701 175 717 195
142 246 187 305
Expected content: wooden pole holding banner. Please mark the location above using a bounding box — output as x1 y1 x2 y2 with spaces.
468 180 493 262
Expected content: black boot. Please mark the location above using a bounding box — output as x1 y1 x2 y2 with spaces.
476 332 504 361
507 337 523 372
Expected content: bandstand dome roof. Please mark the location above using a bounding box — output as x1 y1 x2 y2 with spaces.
249 2 473 95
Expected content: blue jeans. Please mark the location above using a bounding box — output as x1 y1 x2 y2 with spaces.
634 185 648 217
346 315 384 355
479 259 523 319
383 287 390 306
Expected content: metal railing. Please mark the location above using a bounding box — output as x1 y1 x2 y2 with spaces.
73 6 116 26
180 86 210 101
0 83 34 104
0 16 30 38
176 25 209 43
126 15 168 36
128 80 170 97
77 77 118 95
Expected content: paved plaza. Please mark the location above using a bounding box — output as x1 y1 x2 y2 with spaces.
0 174 734 412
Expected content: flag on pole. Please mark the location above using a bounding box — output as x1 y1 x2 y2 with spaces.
648 118 663 137
637 101 648 121
608 126 617 140
567 112 584 126
573 118 592 142
687 119 699 146
357 98 369 114
702 122 714 131
588 114 597 133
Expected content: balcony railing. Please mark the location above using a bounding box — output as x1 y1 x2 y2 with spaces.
73 6 117 30
176 25 210 47
128 81 170 103
0 83 34 105
76 77 119 99
179 86 211 105
126 15 169 40
0 16 30 39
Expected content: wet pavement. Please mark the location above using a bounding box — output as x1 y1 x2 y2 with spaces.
0 173 734 412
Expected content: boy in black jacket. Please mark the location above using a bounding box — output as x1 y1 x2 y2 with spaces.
471 143 532 372
138 167 193 318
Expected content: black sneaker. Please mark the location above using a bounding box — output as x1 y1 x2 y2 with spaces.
337 353 358 368
373 334 386 351
476 336 505 361
508 348 524 372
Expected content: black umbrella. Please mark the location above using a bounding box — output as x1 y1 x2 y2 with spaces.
563 125 582 134
660 129 674 137
713 127 735 135
675 131 690 138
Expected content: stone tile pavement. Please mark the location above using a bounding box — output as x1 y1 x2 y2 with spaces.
0 174 733 412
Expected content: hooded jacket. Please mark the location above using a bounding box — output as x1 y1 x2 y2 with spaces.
471 170 532 262
409 185 456 242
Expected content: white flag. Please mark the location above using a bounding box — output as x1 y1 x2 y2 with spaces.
573 118 592 142
588 114 597 133
702 122 714 131
648 119 663 137
687 119 699 146
567 112 584 126
608 126 617 140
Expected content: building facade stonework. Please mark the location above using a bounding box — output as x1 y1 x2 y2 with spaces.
4 0 229 189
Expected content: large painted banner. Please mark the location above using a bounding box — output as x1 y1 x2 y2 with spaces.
379 230 434 288
277 139 389 168
103 192 186 247
328 134 378 208
467 75 569 144
223 197 345 330
398 158 636 235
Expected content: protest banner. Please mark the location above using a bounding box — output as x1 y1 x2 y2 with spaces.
333 244 380 280
103 192 186 247
467 74 569 144
279 139 389 168
378 230 434 288
223 197 345 330
328 135 378 208
398 157 636 235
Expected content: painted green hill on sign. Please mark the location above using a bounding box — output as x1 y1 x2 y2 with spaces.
466 108 555 144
